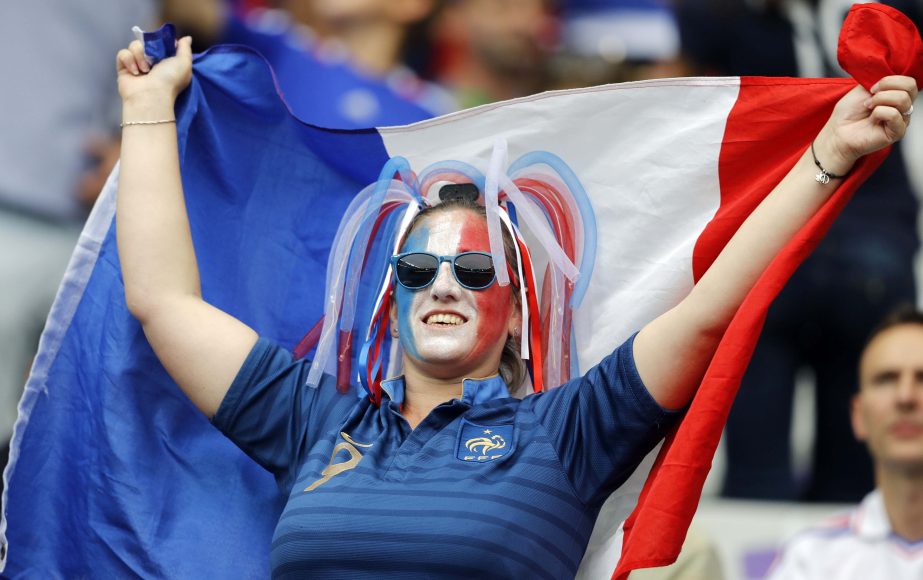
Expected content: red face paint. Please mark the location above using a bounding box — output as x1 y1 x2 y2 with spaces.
458 215 513 364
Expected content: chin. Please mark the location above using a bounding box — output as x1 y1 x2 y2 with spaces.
887 460 923 477
407 339 498 379
880 449 923 475
413 344 474 371
411 326 475 357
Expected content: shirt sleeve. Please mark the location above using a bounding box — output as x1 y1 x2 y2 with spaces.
211 338 356 489
520 333 682 506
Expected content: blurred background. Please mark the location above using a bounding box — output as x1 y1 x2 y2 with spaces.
1 0 921 578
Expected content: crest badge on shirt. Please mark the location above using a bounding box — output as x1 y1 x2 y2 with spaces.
456 419 515 463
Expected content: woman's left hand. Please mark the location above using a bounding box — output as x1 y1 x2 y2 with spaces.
815 75 918 176
635 74 916 410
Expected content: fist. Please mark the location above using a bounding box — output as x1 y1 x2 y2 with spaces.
116 36 194 103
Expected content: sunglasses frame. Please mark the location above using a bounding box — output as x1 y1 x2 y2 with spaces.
390 251 497 291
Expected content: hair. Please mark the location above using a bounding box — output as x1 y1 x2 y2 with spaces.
858 304 923 390
864 304 923 349
397 198 527 392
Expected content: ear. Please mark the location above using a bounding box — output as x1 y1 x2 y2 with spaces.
389 297 399 334
850 393 868 442
508 294 523 338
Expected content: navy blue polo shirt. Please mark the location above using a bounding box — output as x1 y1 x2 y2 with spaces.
213 334 680 579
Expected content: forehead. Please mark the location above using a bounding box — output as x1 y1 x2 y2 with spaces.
402 209 488 254
860 324 923 377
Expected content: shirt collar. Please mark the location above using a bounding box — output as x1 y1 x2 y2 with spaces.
852 489 891 540
380 374 509 407
380 377 405 405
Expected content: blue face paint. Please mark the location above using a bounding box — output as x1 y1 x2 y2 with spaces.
394 225 431 360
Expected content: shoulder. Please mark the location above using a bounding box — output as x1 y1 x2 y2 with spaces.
529 332 679 422
766 510 857 578
213 336 353 429
223 337 300 393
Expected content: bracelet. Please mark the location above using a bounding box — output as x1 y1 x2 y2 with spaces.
810 140 846 185
120 119 176 128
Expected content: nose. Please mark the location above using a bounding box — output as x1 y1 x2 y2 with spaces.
430 261 461 301
895 371 921 409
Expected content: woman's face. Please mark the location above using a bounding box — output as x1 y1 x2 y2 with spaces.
390 209 518 380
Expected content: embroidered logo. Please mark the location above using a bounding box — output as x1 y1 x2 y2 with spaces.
456 420 514 463
304 432 373 492
466 434 506 455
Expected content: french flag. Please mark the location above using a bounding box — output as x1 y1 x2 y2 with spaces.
2 4 920 579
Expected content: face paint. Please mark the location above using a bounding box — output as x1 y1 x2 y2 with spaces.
391 209 514 379
395 225 430 360
458 216 512 361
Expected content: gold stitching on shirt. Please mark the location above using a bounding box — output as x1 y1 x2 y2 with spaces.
303 432 372 492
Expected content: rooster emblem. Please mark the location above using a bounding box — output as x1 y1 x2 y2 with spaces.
465 435 506 455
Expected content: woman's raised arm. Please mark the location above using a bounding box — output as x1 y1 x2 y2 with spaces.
116 37 257 417
634 75 918 410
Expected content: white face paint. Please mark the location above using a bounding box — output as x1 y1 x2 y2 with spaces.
391 209 516 380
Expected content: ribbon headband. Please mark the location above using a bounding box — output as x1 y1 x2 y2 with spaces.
295 139 597 404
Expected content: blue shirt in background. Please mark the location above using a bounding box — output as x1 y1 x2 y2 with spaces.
222 10 455 130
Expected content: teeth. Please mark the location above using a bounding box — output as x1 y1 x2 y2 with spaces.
426 313 465 326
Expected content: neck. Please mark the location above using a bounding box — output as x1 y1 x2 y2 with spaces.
398 354 501 429
400 366 464 429
878 464 923 541
318 20 404 76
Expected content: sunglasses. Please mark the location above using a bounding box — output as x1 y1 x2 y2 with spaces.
391 252 496 290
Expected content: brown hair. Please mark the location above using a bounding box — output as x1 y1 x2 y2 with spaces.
858 304 923 391
864 304 923 348
397 198 526 392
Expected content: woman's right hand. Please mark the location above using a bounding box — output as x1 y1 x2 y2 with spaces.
116 36 193 104
115 31 258 418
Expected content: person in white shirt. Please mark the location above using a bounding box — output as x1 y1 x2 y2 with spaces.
767 307 923 579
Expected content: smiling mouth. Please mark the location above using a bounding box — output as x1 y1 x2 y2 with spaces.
424 313 467 326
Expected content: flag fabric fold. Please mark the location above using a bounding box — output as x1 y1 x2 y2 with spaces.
2 4 919 579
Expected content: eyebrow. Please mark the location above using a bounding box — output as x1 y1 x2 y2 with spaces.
867 368 923 384
870 370 900 383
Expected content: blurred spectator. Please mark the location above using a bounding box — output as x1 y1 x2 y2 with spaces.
677 0 922 503
766 307 923 579
562 0 680 62
0 0 158 486
164 0 454 127
428 0 557 107
553 0 685 87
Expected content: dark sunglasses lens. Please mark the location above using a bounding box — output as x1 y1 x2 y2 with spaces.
454 254 495 289
396 254 438 288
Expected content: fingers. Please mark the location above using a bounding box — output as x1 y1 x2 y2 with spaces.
865 76 916 130
864 89 914 116
116 48 135 75
870 105 908 143
871 75 918 101
129 40 151 73
175 36 193 62
116 40 150 75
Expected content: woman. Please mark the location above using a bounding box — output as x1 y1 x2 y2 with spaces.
116 36 916 578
